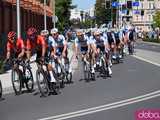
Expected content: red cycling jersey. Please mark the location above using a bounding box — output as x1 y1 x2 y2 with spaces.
26 35 46 51
7 38 24 53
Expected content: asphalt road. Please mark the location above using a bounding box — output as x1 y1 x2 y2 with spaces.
135 41 160 52
0 42 160 120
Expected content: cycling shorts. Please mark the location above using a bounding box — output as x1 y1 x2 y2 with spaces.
96 45 105 52
80 46 88 55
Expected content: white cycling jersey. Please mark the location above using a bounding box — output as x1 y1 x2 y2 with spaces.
75 35 93 47
48 34 66 48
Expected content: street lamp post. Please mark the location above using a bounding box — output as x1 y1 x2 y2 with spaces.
52 0 55 28
44 0 47 30
16 0 21 38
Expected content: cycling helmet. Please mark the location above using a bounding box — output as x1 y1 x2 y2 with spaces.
76 31 83 36
8 31 16 39
50 28 58 34
27 27 37 35
94 30 100 36
41 30 49 36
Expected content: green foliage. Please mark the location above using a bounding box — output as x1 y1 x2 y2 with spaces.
95 0 117 26
55 0 76 32
80 19 93 29
153 11 160 28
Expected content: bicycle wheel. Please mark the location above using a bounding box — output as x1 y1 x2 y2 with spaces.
11 69 22 95
83 61 88 80
58 64 65 88
66 72 73 83
25 68 34 92
0 80 2 98
36 69 49 97
128 42 133 55
100 58 108 77
64 61 73 83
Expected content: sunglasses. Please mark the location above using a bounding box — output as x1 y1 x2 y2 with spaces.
9 36 16 40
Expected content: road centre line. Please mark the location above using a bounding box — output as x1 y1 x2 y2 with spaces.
39 90 160 120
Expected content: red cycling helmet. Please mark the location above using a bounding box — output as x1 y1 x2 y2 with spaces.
8 31 16 39
27 27 37 36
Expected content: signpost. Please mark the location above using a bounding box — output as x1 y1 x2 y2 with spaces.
52 16 58 28
44 0 47 30
132 2 140 7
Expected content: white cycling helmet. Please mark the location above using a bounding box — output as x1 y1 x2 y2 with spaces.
41 30 49 36
50 28 58 34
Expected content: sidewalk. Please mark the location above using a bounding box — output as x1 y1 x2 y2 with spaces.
133 49 160 67
137 40 160 46
0 42 78 94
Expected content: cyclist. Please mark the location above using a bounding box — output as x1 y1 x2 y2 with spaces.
26 28 47 62
127 26 135 55
93 31 112 76
6 31 25 61
106 29 116 59
74 31 95 74
114 28 123 59
49 28 69 74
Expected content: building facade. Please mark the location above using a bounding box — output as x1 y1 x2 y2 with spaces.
0 0 54 58
70 8 82 21
132 0 160 31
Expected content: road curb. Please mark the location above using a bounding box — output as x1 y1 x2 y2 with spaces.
139 41 160 46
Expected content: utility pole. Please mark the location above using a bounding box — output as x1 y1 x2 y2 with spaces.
44 0 47 30
52 0 56 28
16 0 21 38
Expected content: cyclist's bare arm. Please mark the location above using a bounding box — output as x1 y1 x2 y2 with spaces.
6 48 11 60
62 41 67 57
74 43 78 57
42 44 46 57
18 48 25 58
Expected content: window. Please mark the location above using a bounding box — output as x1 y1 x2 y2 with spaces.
149 3 155 9
152 3 155 9
141 16 144 21
151 15 153 20
149 3 151 9
141 3 143 9
136 15 139 21
148 15 151 21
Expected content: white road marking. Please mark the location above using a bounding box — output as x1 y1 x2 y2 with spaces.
38 90 160 120
132 55 160 67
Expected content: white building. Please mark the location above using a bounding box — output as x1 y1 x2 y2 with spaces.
86 6 95 17
70 8 81 21
132 0 160 31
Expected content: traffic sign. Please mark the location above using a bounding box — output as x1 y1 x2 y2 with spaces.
132 2 139 7
133 10 140 14
112 2 119 7
52 16 58 23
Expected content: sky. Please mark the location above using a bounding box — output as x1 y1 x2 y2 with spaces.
72 0 96 10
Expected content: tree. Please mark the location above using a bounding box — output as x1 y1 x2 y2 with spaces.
55 0 76 32
95 0 117 26
153 11 160 28
153 11 160 41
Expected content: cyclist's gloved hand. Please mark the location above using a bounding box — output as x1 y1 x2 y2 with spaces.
40 56 45 62
54 54 58 59
105 48 110 53
4 58 9 64
62 51 65 57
